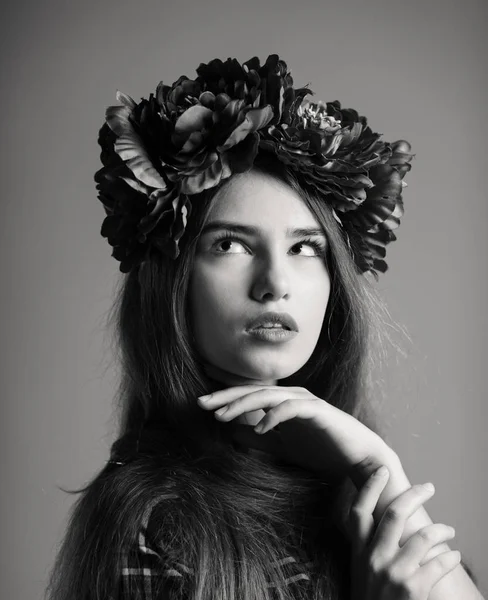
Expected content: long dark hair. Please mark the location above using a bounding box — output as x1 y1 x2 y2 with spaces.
45 151 408 600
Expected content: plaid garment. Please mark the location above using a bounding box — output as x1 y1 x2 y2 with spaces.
119 498 178 599
118 500 481 599
118 498 316 600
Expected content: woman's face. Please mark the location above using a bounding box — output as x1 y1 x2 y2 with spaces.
188 169 331 387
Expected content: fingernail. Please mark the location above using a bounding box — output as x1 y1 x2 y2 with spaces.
254 423 265 434
375 466 389 477
423 482 435 492
198 394 211 402
215 406 228 416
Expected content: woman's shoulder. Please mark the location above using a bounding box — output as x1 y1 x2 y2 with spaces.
46 430 184 600
102 456 191 598
117 495 188 600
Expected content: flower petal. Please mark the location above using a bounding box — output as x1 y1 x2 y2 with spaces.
115 90 137 110
180 156 231 194
217 106 274 151
174 104 213 136
105 105 134 137
226 132 259 173
115 133 168 190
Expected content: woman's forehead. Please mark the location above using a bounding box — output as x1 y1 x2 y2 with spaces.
207 170 320 227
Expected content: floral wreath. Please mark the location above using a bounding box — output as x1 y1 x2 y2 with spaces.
94 54 414 279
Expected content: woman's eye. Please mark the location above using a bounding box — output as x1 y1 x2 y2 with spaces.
290 241 324 257
213 238 248 254
212 235 325 257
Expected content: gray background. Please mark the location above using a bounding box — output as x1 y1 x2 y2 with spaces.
1 0 487 598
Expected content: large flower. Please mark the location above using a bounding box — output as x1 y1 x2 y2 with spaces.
94 54 414 277
95 55 295 270
94 114 190 272
258 99 414 278
339 140 413 277
259 98 392 210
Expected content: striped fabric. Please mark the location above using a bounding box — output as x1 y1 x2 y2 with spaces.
119 498 316 599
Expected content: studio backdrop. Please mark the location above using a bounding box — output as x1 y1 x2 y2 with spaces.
0 0 486 598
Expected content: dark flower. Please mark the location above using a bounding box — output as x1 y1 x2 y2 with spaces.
339 139 414 278
259 99 392 210
258 99 414 278
95 56 295 269
94 54 414 277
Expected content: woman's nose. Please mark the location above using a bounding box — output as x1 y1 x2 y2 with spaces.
250 256 290 301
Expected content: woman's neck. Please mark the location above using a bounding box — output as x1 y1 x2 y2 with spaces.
201 362 272 430
202 361 278 390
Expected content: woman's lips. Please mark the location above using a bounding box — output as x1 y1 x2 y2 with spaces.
246 311 299 332
246 327 298 343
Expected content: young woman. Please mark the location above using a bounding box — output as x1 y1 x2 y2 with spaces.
45 54 484 600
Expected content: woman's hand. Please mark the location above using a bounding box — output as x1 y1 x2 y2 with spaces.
348 466 461 600
197 383 396 476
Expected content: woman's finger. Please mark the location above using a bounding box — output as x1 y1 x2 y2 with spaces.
197 387 307 419
369 483 436 563
391 523 456 577
198 385 304 406
211 391 287 419
348 466 390 554
409 549 462 596
254 398 326 433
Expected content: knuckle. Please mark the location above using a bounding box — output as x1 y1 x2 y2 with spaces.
383 506 402 523
282 398 297 408
383 567 404 586
348 505 366 523
415 525 437 543
353 454 380 473
437 551 461 569
433 555 450 574
428 554 449 575
436 552 450 565
367 553 385 575
270 401 284 413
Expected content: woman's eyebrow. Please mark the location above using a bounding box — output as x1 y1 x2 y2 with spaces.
201 220 326 238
